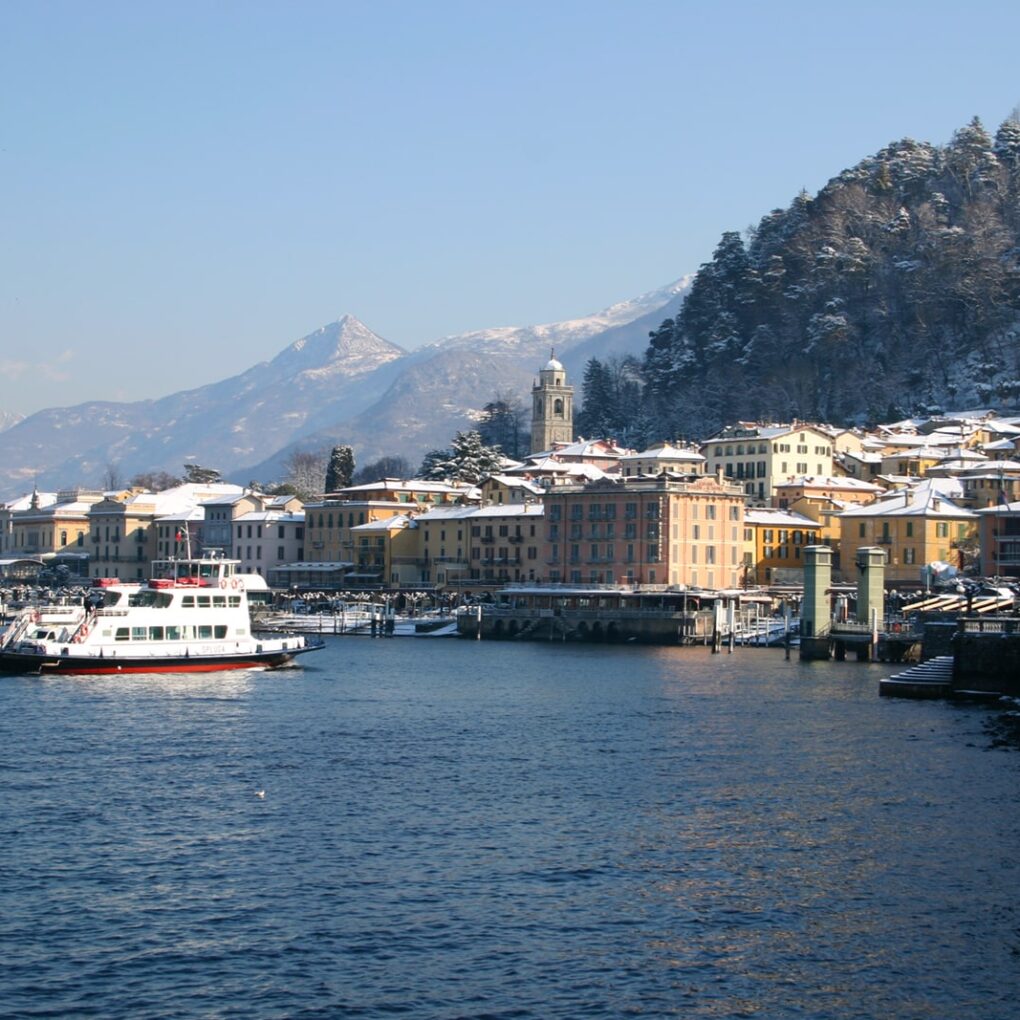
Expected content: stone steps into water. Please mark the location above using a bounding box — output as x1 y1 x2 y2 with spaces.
879 656 954 698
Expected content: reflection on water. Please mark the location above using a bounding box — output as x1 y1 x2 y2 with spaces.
1 640 1018 1019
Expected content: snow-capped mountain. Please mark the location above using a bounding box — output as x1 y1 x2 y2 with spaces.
0 410 24 433
0 281 688 498
419 278 690 356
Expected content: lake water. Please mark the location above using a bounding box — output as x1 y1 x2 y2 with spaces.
1 639 1018 1019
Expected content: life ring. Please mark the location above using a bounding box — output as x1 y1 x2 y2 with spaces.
219 579 227 589
230 577 240 590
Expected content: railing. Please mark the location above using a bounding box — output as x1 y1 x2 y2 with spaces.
961 617 1019 634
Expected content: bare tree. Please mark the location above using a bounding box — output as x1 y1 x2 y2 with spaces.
283 449 327 500
101 462 123 490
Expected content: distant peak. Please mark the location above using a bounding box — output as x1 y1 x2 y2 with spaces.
271 315 406 377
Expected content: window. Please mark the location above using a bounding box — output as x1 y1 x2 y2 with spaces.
278 546 285 559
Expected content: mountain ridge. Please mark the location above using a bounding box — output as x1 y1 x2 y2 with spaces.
0 282 688 498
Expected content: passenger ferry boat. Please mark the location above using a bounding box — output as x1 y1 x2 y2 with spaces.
0 556 323 675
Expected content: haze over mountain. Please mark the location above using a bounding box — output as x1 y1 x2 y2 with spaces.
0 411 24 434
0 281 688 498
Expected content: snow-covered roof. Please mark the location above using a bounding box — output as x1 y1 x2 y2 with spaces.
333 478 462 496
414 504 543 523
975 499 1020 515
233 510 305 523
775 475 884 492
155 507 206 523
839 481 976 519
412 506 477 523
484 474 545 495
509 457 608 480
351 514 413 532
466 504 544 519
744 508 820 528
123 483 244 515
619 443 705 464
1 491 59 512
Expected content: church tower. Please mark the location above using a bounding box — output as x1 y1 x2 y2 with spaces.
530 351 574 454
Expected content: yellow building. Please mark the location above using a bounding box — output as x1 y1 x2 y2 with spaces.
773 475 884 510
88 483 244 580
305 479 467 564
838 481 978 585
702 423 834 504
7 489 103 576
743 508 821 585
399 504 545 588
478 474 545 506
349 514 418 587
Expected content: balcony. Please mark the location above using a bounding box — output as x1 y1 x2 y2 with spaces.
876 536 893 545
480 535 496 544
508 534 524 544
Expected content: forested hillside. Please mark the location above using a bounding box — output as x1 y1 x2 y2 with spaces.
637 115 1020 439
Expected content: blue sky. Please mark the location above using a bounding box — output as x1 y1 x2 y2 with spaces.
2 0 1018 417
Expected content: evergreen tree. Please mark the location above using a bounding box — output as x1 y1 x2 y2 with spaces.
421 430 503 483
640 115 1020 436
575 357 613 437
352 456 412 485
183 463 222 484
324 445 355 493
478 390 528 458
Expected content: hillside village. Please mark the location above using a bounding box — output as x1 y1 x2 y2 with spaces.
3 355 1020 596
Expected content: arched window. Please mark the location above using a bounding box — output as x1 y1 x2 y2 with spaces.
554 398 563 416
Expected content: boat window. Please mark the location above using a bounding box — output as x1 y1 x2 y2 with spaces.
182 595 195 608
198 625 213 639
166 626 182 641
214 626 227 639
213 596 226 608
197 596 211 608
102 591 123 607
131 627 147 641
229 596 241 608
115 627 129 641
148 626 164 641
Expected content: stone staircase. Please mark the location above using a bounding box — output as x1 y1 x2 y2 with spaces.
879 656 954 698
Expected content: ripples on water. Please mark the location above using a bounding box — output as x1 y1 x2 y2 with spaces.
1 641 1018 1019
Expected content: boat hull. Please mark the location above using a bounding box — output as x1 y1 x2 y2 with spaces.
0 643 322 676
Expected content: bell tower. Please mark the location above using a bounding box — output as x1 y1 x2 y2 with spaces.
530 351 574 454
